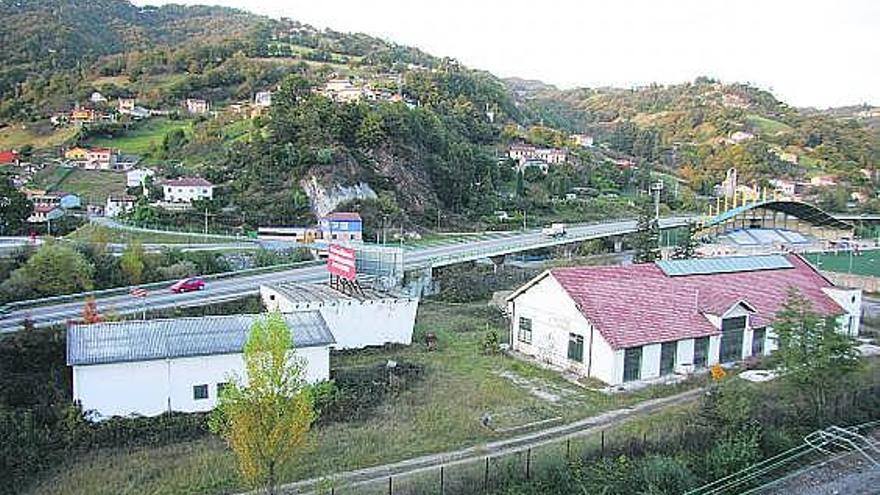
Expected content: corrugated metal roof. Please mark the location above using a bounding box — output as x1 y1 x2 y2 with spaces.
268 281 401 304
656 254 793 277
67 313 335 366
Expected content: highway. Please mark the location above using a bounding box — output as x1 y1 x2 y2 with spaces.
0 216 693 332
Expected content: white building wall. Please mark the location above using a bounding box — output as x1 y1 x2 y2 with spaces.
822 287 862 337
163 185 214 203
261 286 418 349
676 338 695 371
641 344 662 380
507 274 618 384
73 347 329 418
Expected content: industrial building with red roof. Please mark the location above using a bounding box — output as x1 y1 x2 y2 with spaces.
506 254 861 386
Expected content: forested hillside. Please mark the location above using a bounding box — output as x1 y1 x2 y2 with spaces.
1 0 878 234
512 78 879 197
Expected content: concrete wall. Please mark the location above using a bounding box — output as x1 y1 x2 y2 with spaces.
73 347 329 418
262 286 418 349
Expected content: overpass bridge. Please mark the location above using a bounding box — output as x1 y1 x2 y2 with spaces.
0 199 857 332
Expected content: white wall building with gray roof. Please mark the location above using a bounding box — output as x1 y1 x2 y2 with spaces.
261 282 418 349
67 313 335 419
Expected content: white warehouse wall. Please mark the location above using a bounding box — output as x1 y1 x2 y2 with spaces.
261 286 418 349
73 346 329 418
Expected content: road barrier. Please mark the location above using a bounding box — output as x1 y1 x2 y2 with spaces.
0 260 323 316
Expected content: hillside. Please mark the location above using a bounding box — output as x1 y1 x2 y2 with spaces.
0 0 878 236
509 78 879 197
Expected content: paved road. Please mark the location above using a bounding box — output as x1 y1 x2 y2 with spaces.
0 217 693 332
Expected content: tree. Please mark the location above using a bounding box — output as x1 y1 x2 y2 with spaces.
120 240 145 285
209 311 316 494
772 287 862 423
632 200 660 263
0 176 32 236
0 242 94 300
671 221 698 260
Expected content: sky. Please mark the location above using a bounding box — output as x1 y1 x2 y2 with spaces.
135 0 880 108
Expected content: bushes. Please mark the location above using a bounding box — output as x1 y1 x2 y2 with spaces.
314 361 424 425
434 262 538 303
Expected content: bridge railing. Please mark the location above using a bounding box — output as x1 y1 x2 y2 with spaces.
408 216 695 270
0 260 323 317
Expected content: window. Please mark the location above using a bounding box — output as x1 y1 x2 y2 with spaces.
694 336 709 369
751 328 765 356
623 347 642 382
660 342 677 375
720 316 746 363
517 317 532 344
567 333 584 362
193 384 208 400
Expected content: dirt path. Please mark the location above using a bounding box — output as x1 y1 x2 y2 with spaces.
264 387 703 494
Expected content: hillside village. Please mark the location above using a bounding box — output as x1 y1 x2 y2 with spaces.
0 1 879 495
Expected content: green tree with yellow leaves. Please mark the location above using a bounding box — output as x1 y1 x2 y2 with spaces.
209 311 315 494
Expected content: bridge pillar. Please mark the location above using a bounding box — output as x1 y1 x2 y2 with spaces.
612 236 624 253
490 255 506 273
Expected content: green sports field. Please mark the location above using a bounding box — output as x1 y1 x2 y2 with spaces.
803 250 880 277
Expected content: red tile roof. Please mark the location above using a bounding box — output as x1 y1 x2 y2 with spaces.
548 255 842 349
0 150 19 164
324 212 362 221
162 177 213 187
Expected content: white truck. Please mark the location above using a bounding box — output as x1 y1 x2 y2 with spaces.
542 223 567 238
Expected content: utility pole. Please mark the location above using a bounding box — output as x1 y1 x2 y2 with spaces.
204 208 208 235
651 181 663 222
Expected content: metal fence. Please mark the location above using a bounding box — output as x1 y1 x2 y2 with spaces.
283 384 880 495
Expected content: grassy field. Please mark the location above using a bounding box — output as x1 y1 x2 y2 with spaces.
26 301 701 495
66 224 247 245
0 124 78 150
30 165 127 205
84 118 193 155
803 250 880 277
746 114 793 135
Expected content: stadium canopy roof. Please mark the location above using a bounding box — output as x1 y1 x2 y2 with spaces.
705 200 853 230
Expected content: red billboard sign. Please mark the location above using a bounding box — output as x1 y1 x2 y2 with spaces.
327 244 357 280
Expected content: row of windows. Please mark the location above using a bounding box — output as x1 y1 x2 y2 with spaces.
193 382 230 400
623 326 767 382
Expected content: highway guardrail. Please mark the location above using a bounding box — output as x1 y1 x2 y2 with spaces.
0 260 323 316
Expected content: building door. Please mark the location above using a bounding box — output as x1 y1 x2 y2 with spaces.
693 336 709 369
751 328 765 356
660 342 677 375
720 316 746 363
623 347 642 382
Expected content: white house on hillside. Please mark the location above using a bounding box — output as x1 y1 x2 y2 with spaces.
162 177 213 204
67 313 335 418
127 168 156 188
506 255 860 386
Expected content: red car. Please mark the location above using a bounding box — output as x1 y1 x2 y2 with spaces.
169 277 206 293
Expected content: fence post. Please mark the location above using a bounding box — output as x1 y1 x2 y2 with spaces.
526 448 531 480
484 457 489 491
601 430 605 456
388 475 392 495
440 466 444 495
566 438 571 460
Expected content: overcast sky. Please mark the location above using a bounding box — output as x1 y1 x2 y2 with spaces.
135 0 879 108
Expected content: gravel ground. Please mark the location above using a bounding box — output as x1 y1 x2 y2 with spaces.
759 431 880 495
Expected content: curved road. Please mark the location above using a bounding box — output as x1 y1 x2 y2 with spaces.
0 217 693 332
